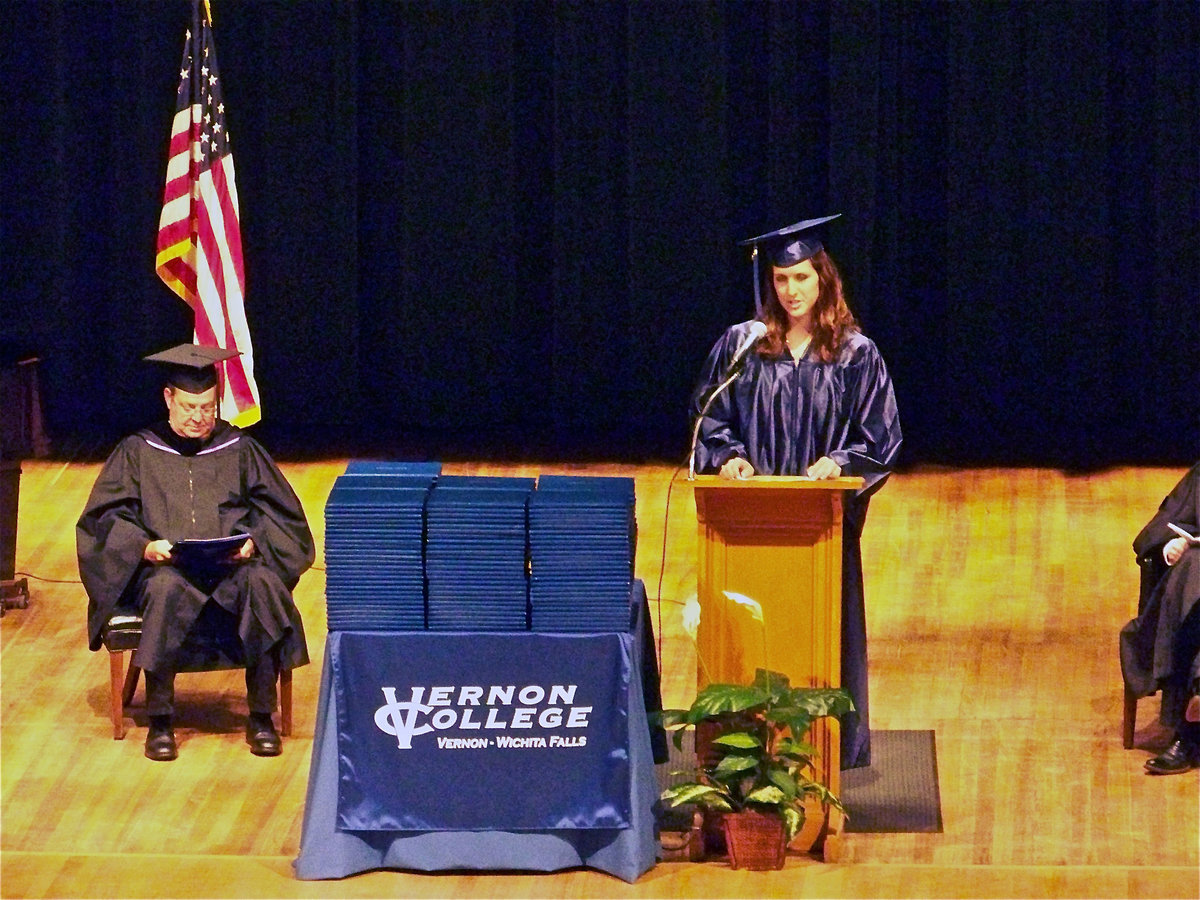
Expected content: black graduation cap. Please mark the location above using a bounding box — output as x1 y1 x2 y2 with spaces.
738 214 841 312
143 343 240 393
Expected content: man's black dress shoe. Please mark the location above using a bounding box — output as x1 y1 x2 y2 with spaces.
246 714 282 757
1144 739 1198 775
145 722 178 762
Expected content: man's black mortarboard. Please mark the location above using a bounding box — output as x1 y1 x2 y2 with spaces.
143 343 240 393
737 214 841 313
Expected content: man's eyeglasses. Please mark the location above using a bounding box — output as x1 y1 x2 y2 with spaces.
176 402 217 418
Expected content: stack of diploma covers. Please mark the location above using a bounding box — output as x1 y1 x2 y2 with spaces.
425 475 535 631
322 461 440 630
321 465 639 634
529 475 635 632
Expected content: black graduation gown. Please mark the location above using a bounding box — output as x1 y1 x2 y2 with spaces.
1120 461 1200 728
690 322 902 768
77 420 314 674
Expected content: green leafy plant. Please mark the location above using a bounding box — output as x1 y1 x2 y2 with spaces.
658 667 854 842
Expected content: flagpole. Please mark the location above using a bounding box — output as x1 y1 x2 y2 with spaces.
158 0 261 426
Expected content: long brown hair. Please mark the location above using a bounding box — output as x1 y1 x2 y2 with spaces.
755 249 858 362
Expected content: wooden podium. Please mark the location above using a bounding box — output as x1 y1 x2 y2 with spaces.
691 475 863 861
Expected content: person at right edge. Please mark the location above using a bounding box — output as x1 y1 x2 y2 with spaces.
1121 461 1200 775
689 215 902 769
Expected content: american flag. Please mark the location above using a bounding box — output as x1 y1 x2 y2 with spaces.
155 0 260 426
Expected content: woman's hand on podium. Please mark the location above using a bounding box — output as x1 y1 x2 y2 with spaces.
806 456 842 480
719 457 755 480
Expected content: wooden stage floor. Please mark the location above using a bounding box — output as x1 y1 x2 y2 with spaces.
2 459 1197 899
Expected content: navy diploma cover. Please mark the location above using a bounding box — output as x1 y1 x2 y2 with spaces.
331 631 633 831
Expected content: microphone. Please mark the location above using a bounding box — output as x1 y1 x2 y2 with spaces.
687 322 768 480
722 321 768 375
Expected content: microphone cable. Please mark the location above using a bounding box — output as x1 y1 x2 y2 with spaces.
657 321 762 672
652 453 690 675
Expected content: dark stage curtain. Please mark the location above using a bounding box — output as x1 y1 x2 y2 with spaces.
2 0 1197 465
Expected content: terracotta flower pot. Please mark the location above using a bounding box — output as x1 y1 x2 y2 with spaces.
722 809 787 871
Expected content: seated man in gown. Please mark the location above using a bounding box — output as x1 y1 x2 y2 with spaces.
1121 461 1200 775
77 344 313 761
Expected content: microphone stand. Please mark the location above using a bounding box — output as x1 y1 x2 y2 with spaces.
687 366 743 481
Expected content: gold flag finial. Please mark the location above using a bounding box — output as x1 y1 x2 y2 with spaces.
203 0 213 25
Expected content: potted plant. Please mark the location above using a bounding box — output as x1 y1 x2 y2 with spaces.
657 667 853 870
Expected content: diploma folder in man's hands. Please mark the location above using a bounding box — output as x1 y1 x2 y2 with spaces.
171 534 250 571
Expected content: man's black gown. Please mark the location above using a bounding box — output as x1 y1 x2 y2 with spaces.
1120 461 1200 729
691 321 902 768
77 420 313 676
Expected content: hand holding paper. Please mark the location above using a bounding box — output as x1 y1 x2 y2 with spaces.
1167 523 1200 545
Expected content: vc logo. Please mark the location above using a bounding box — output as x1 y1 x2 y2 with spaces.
374 686 434 749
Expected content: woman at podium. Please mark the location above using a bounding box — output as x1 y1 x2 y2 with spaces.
689 215 901 769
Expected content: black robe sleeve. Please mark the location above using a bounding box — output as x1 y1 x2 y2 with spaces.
238 436 315 591
1133 461 1200 565
76 437 154 650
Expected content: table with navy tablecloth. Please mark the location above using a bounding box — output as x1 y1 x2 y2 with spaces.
293 581 659 883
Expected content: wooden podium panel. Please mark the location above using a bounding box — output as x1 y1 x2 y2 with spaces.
691 475 863 859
